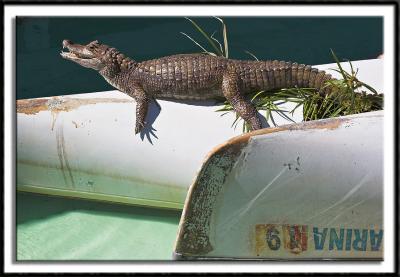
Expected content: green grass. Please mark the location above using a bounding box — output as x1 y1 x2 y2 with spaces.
182 17 383 133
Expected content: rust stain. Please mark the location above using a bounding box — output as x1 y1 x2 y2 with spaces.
250 117 348 137
254 224 309 256
17 96 133 115
16 98 49 115
255 224 278 256
282 224 308 255
203 117 347 168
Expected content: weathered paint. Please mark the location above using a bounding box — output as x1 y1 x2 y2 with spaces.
17 96 132 115
255 224 383 257
174 116 350 255
17 96 133 131
16 91 251 210
15 83 305 210
174 137 249 255
174 111 383 260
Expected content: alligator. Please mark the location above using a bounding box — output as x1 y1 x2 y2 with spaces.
61 39 335 134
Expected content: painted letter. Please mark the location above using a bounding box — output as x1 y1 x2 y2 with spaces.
345 229 352 251
266 226 281 251
370 229 383 251
352 229 368 251
329 228 344 250
313 227 328 250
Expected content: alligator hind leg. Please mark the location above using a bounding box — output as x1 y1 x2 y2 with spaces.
222 70 262 131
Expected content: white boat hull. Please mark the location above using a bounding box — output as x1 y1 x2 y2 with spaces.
174 111 383 260
16 59 383 211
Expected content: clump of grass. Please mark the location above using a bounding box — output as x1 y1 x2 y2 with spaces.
182 17 383 133
217 90 297 133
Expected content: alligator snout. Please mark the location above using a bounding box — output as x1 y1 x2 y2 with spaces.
61 39 95 59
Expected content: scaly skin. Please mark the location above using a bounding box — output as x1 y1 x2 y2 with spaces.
61 40 334 134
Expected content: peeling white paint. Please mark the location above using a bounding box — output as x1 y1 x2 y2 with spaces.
175 111 384 259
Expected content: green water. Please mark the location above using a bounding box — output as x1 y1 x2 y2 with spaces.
17 192 181 260
17 16 383 99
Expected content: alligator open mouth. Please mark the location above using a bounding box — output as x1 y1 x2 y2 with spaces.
60 39 103 69
60 40 95 60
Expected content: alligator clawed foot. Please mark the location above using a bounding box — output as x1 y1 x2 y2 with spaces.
135 122 146 134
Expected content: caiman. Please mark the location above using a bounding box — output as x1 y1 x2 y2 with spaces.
60 39 335 134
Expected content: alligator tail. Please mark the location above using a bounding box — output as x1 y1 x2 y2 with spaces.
255 60 335 95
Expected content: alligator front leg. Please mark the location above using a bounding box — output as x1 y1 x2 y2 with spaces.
222 70 262 131
127 85 149 134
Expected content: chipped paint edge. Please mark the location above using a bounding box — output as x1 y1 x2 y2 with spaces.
16 96 133 115
173 111 383 257
174 136 249 255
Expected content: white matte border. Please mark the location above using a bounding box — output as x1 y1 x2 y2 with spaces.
4 3 396 274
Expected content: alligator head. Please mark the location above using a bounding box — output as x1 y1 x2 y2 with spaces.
60 40 135 73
